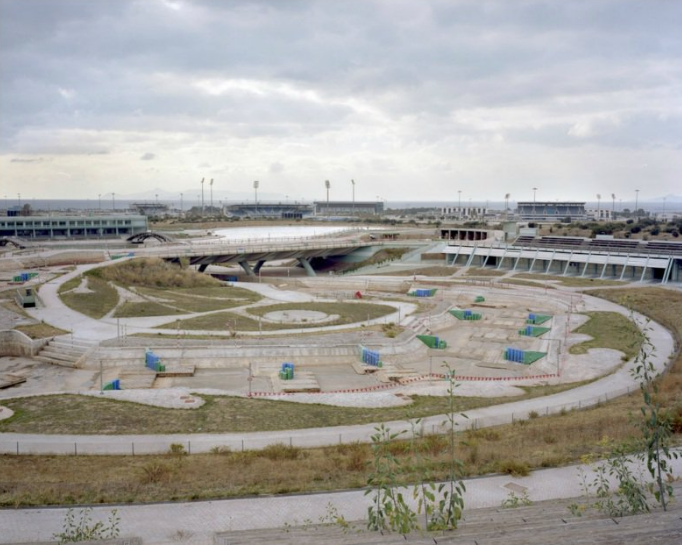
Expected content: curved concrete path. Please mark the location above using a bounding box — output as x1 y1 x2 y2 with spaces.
25 261 416 339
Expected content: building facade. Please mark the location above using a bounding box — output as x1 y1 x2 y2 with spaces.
0 214 149 239
517 202 586 221
314 201 384 216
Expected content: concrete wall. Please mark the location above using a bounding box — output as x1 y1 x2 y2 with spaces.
0 329 49 357
82 334 428 369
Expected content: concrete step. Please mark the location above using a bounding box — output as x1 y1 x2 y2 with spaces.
118 368 156 389
35 336 96 368
38 346 85 359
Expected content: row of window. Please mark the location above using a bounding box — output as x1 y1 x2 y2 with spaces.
0 220 135 227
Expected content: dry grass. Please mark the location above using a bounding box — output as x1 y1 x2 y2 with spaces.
500 279 556 289
0 382 586 435
515 273 627 288
370 266 457 277
464 267 506 277
569 311 643 360
0 398 671 507
92 258 221 289
14 323 69 339
163 302 397 331
58 276 119 319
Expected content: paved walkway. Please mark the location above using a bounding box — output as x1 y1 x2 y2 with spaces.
1 454 681 545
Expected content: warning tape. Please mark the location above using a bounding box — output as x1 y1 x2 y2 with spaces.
248 372 558 397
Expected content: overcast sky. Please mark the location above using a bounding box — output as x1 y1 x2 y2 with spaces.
1 0 680 203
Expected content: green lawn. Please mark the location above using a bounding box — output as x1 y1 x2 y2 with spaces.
162 302 397 331
569 311 643 359
112 286 261 317
515 273 627 288
0 382 586 435
58 276 119 319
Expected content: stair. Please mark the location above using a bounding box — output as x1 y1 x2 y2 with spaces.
35 336 96 368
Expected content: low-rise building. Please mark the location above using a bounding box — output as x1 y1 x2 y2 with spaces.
0 214 148 239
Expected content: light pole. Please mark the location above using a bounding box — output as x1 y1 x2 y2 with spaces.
200 177 205 214
532 187 538 218
111 192 115 211
458 190 462 219
253 180 259 215
180 193 183 214
17 193 21 207
325 180 330 215
611 193 616 218
663 197 666 219
210 178 214 212
635 189 640 220
596 194 601 221
505 193 510 220
351 179 355 215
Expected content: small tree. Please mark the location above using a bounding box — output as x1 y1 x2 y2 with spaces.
631 324 679 511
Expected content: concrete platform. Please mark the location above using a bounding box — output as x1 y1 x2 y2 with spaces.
0 373 26 389
272 371 321 393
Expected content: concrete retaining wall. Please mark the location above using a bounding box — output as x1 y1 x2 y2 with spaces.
82 334 428 369
0 329 49 357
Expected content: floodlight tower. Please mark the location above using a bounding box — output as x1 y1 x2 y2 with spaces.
325 180 330 214
210 178 214 211
200 177 205 214
596 194 601 221
351 179 355 215
505 193 510 220
253 180 259 215
532 187 538 217
635 188 640 220
611 193 616 217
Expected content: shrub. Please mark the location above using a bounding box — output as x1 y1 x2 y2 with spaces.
140 461 172 484
94 257 221 289
259 443 301 461
498 459 530 477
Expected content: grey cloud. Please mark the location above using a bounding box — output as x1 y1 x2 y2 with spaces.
140 152 156 161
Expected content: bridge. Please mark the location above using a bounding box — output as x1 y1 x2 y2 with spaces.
137 238 380 276
126 231 174 244
0 236 30 249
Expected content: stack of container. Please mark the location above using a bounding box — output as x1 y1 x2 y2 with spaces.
12 272 38 283
145 350 165 372
505 347 526 364
410 288 437 297
361 347 382 367
279 362 295 380
103 379 121 390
